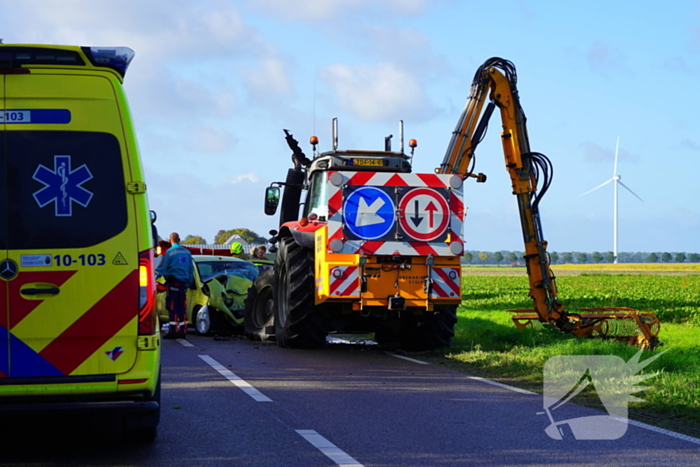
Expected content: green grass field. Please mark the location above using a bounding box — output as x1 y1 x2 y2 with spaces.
433 265 700 432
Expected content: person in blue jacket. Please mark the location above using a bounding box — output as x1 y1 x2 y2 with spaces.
156 232 194 339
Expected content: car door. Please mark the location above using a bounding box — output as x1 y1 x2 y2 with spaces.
3 71 139 378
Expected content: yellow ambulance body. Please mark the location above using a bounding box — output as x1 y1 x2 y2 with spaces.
0 44 160 441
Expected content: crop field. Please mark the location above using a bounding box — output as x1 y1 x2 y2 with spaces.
436 265 700 432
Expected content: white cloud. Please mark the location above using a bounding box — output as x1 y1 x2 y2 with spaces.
145 168 272 242
185 126 237 154
243 56 295 101
5 0 282 118
320 62 434 122
128 73 238 122
351 25 450 78
230 172 260 184
7 0 266 59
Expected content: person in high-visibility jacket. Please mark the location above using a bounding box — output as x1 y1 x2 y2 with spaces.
230 241 250 260
156 232 194 339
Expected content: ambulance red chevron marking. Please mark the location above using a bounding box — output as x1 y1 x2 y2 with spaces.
40 270 138 375
9 270 77 328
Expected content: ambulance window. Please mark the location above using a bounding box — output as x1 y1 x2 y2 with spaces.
5 131 128 249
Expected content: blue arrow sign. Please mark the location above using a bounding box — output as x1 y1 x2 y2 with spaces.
32 155 94 217
342 186 395 240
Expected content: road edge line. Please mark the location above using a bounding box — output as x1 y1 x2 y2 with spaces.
470 375 700 444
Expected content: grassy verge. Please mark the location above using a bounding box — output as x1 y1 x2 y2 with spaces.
422 269 700 435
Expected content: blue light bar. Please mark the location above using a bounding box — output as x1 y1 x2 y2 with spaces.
84 47 135 78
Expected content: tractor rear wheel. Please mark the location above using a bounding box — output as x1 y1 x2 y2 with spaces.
273 237 326 348
401 305 457 351
244 269 275 341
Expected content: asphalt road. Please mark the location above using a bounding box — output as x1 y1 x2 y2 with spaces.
1 334 699 466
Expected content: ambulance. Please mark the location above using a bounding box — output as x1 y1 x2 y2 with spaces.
0 45 160 441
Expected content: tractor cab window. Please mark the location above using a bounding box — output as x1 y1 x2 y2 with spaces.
304 171 329 219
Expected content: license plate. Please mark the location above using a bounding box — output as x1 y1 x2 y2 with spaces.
350 158 384 167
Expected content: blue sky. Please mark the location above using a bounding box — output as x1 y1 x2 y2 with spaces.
4 0 699 253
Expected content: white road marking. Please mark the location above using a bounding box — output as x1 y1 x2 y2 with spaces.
296 430 364 467
467 376 537 395
469 376 700 444
198 355 272 402
385 352 429 365
614 417 700 445
191 337 699 448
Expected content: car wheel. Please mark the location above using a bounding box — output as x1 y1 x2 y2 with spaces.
244 268 275 341
196 305 211 335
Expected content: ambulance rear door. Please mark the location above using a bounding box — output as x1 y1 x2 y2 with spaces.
3 68 140 378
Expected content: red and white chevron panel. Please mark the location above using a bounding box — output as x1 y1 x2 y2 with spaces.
327 171 464 256
430 267 461 299
329 266 360 297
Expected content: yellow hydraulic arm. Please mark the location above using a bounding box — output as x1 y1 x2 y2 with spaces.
438 57 660 348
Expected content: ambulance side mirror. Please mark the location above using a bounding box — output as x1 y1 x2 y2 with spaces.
150 210 159 253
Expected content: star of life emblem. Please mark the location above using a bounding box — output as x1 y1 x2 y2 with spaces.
32 155 94 216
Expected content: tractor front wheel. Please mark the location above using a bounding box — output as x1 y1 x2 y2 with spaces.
273 237 326 348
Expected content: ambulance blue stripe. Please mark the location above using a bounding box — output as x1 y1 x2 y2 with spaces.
9 332 64 377
0 326 9 376
1 109 71 124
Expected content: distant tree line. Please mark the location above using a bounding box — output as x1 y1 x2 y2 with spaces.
179 228 269 246
463 250 700 265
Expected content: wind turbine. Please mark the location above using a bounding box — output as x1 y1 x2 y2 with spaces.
580 137 643 263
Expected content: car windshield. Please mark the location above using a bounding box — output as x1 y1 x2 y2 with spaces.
197 260 259 282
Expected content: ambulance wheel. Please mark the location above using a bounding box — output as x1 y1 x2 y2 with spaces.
244 268 275 341
273 237 327 348
401 305 457 350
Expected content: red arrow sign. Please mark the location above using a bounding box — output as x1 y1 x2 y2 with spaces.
398 188 450 241
425 201 438 228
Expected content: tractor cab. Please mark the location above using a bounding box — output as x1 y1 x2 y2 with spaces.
265 119 417 224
